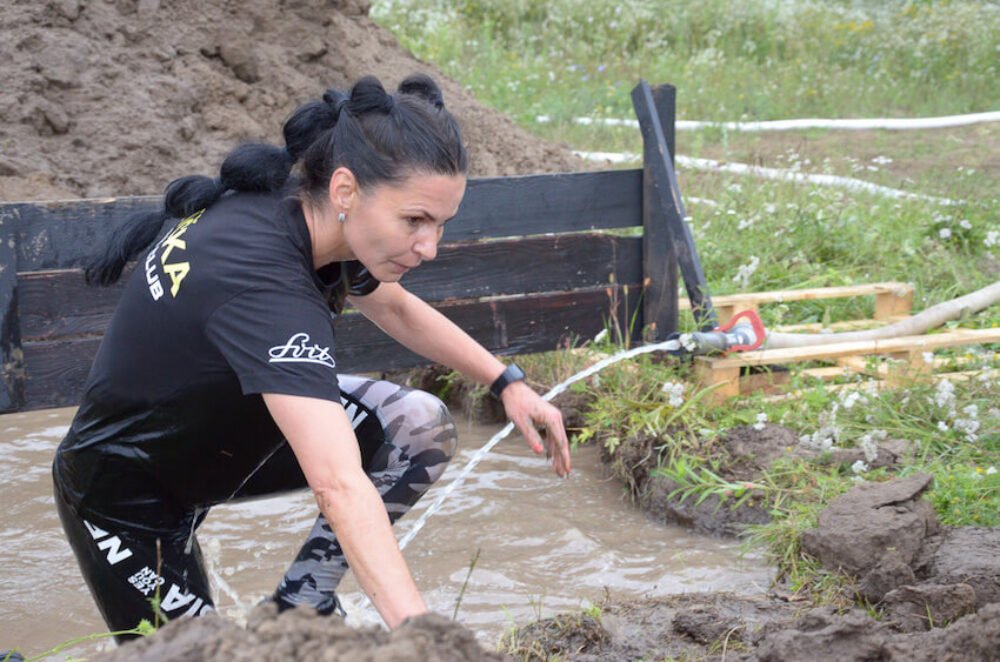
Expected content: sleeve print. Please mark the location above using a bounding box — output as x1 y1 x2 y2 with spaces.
204 288 341 401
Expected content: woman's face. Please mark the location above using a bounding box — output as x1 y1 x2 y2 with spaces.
343 172 466 282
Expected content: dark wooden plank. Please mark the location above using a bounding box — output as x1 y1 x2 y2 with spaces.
400 233 641 301
20 337 99 412
18 235 643 340
637 84 679 341
5 170 644 271
658 84 677 163
18 287 639 411
11 197 160 272
444 170 643 241
18 270 127 341
632 80 716 332
0 211 25 411
336 287 642 373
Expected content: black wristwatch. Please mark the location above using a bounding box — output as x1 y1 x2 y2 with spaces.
489 363 525 399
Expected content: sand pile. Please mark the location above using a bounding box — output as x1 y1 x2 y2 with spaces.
0 0 585 202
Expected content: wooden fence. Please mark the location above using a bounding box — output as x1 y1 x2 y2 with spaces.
0 81 713 413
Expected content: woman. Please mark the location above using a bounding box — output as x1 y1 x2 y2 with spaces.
52 73 570 637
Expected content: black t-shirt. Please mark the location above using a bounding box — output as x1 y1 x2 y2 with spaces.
54 189 379 532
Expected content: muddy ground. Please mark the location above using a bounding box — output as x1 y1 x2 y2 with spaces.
507 424 1000 661
0 0 586 203
98 607 506 662
82 414 999 660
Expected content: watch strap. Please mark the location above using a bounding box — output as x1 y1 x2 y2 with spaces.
489 363 525 399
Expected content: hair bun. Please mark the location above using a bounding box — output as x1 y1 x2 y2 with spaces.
322 88 350 118
348 76 394 115
284 97 340 160
398 73 445 110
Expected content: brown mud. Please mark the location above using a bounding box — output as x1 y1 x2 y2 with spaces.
102 605 505 661
510 430 1000 662
0 0 586 203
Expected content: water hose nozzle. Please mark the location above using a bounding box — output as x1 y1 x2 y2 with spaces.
679 309 767 355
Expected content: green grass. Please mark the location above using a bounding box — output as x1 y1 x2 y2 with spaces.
373 0 1000 124
371 0 1000 605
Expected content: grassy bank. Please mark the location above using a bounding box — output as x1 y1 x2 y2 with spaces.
373 0 1000 601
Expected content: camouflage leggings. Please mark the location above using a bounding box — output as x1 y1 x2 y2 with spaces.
55 376 457 637
268 375 458 614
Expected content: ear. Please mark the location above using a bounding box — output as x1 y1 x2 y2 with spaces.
328 167 358 212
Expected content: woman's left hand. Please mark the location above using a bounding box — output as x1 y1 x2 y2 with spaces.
500 381 571 477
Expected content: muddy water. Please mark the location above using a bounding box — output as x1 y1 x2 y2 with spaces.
1 408 771 657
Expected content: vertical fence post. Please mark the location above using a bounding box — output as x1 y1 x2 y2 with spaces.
632 80 716 335
0 207 24 412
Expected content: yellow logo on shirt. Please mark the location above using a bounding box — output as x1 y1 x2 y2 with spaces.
146 210 203 300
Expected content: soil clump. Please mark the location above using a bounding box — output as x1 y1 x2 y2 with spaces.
510 474 1000 661
102 603 506 661
0 0 585 203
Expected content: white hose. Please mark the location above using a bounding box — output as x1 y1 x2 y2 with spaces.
542 111 1000 131
764 281 1000 349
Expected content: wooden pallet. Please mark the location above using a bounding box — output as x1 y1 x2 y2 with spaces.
690 283 1000 402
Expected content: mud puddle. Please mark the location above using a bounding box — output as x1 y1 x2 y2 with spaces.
0 408 771 658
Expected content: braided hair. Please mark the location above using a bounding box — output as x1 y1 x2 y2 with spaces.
86 74 467 285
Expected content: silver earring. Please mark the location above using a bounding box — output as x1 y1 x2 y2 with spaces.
337 211 346 223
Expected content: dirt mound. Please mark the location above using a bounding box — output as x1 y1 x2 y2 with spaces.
510 476 1000 660
102 603 506 661
511 595 1000 661
0 0 585 202
801 474 1000 630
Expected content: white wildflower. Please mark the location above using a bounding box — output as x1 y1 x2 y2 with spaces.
800 426 839 451
954 416 980 443
858 434 879 463
753 413 768 431
958 219 972 230
661 381 685 408
851 460 869 474
840 390 865 410
987 466 997 476
939 227 952 240
732 256 760 289
938 421 950 432
985 230 999 248
932 379 956 410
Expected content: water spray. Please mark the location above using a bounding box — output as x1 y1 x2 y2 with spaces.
347 311 766 619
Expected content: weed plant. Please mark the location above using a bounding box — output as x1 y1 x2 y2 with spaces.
372 0 1000 607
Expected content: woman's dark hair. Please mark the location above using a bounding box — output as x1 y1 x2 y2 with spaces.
85 73 468 285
